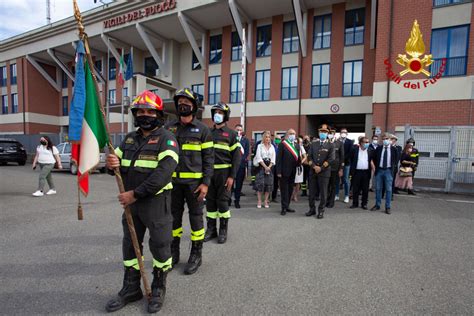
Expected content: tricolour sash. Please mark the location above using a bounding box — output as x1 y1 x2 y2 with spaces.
283 140 299 161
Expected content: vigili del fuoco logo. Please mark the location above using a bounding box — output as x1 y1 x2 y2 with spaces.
384 20 447 90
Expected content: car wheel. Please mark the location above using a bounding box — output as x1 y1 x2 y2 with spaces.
70 163 78 175
19 160 26 166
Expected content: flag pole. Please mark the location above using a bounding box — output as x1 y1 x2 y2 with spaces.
72 0 151 300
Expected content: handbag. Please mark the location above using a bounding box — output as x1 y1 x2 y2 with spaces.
399 166 413 177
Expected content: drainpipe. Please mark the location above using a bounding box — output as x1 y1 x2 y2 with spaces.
297 43 303 136
22 58 26 134
384 0 394 132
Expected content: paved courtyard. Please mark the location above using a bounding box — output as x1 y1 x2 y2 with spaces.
1 164 473 315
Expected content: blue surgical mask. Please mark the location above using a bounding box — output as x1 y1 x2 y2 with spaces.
288 135 296 142
213 113 224 124
363 143 369 149
319 133 328 140
383 139 390 146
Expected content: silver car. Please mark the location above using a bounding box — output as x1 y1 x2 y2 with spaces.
56 142 106 175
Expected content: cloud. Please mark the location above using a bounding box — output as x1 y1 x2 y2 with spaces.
0 0 112 41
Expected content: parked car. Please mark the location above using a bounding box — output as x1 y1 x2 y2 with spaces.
0 138 27 166
56 142 106 175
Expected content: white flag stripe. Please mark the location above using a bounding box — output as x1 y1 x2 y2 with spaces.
78 119 100 174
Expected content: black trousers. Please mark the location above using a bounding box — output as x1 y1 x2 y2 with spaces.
233 164 246 202
279 171 296 210
309 173 329 211
207 168 232 218
301 165 310 194
271 166 279 200
171 183 205 241
123 192 173 269
351 170 370 207
327 170 338 206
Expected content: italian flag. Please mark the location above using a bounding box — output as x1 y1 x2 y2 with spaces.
117 54 125 86
71 60 108 196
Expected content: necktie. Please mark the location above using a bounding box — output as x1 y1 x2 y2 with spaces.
382 147 388 169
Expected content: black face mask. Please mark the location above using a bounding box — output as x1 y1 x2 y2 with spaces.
177 103 193 117
40 140 47 145
134 115 163 131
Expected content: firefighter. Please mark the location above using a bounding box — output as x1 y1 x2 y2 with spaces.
204 102 241 244
326 127 344 208
165 88 214 275
105 90 179 313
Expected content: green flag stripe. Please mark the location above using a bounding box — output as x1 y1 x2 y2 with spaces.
84 61 108 147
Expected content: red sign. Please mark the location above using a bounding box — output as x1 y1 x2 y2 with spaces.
103 0 177 29
330 104 340 113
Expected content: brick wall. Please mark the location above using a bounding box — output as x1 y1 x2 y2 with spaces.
329 3 345 98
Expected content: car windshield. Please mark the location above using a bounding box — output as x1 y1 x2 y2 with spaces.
64 143 71 154
56 143 64 153
0 142 18 150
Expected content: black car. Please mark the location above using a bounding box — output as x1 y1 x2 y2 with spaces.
0 139 27 165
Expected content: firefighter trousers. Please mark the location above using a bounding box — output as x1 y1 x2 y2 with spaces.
122 191 173 271
171 183 205 241
206 168 231 219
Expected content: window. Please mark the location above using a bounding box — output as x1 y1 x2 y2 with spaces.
108 89 116 104
231 32 242 61
283 21 299 53
1 95 8 114
343 60 363 96
230 73 242 103
281 67 298 100
433 0 470 7
0 67 6 87
431 25 469 77
109 57 116 80
314 15 331 49
10 64 17 85
192 48 202 70
144 57 159 77
256 25 272 57
255 70 270 101
312 64 330 98
345 8 365 46
11 93 18 113
94 59 102 74
62 71 68 88
208 76 221 104
191 84 204 104
123 87 128 97
209 35 222 64
62 96 68 116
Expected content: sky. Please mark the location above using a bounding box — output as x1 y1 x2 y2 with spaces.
0 0 113 41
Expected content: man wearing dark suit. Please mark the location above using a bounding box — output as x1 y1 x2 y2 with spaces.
306 124 335 219
372 133 399 214
336 127 354 203
349 137 374 210
232 124 250 209
369 134 379 191
276 129 300 216
326 127 344 208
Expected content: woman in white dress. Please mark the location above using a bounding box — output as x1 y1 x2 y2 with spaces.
254 131 276 208
291 137 307 202
32 135 62 196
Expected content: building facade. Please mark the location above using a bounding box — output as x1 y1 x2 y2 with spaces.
0 0 473 143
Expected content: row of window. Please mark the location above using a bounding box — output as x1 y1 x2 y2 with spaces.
0 64 17 87
1 94 18 114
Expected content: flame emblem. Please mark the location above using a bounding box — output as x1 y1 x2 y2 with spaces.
396 20 433 77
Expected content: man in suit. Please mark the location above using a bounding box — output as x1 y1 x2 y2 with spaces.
326 127 344 208
369 134 379 192
306 124 335 219
232 124 249 209
336 127 353 203
276 129 300 216
371 133 399 214
349 136 374 210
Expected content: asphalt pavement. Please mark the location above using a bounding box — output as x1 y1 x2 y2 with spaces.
1 164 473 315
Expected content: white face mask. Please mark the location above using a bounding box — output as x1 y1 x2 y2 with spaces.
372 140 378 145
287 134 296 142
328 134 334 140
340 133 347 138
213 113 224 124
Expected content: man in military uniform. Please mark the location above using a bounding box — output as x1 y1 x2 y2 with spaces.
326 127 344 208
204 102 241 244
165 88 214 275
306 124 335 219
105 90 179 313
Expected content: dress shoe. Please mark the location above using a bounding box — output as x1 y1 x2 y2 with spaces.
361 205 368 210
280 209 286 216
234 200 241 209
385 208 391 214
349 205 358 209
407 189 416 195
317 211 324 219
370 205 380 211
326 203 334 209
286 208 295 213
305 210 316 216
393 188 400 194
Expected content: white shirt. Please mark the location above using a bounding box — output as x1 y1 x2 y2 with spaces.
256 143 276 165
380 145 391 168
356 148 369 170
37 145 59 164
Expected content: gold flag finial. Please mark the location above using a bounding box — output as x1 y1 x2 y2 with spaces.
73 0 85 40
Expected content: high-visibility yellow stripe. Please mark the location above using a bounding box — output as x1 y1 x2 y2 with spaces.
410 153 419 158
214 164 232 169
123 257 144 270
219 210 231 219
152 257 172 271
201 141 214 149
173 227 183 238
115 147 123 159
173 172 203 179
172 172 177 177
191 228 205 241
134 160 158 168
157 182 173 194
121 159 132 167
230 142 241 151
182 144 201 151
158 150 179 163
214 144 230 151
207 211 218 219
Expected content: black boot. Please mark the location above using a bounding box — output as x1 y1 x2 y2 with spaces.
407 189 416 195
218 218 228 244
170 237 180 269
234 200 241 209
203 218 218 242
105 267 143 312
184 241 203 275
317 210 324 219
148 268 167 313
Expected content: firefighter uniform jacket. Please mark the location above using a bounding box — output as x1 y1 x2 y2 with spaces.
114 128 179 198
165 118 214 186
307 140 335 178
211 125 242 178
